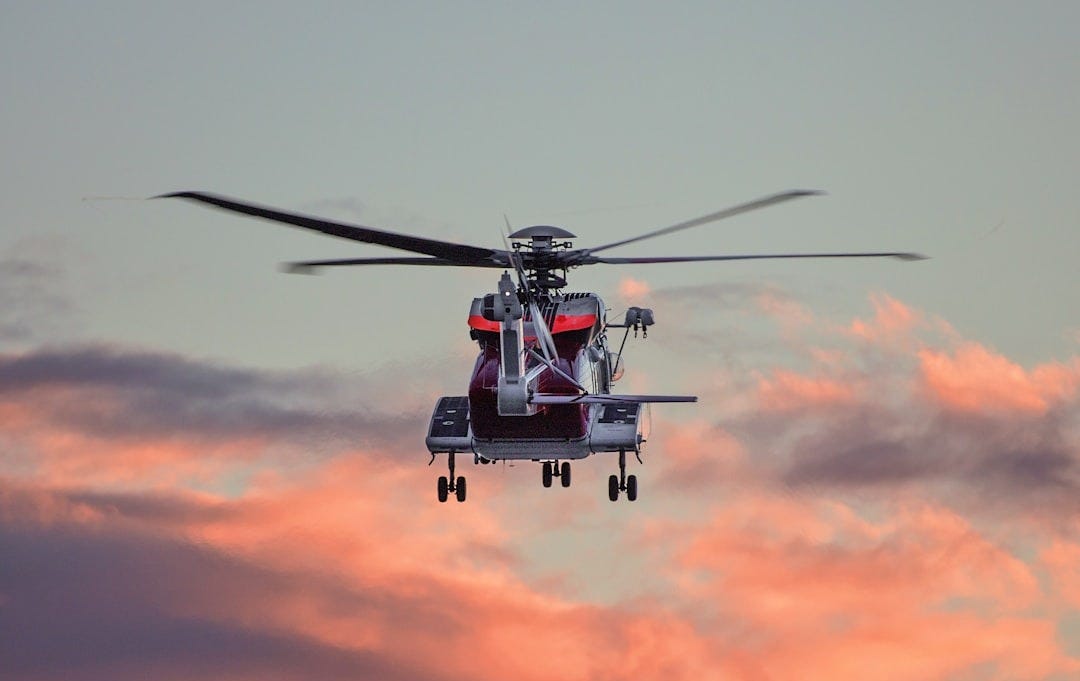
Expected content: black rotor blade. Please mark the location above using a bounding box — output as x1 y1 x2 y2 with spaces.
585 190 823 254
283 256 507 274
589 252 928 265
156 191 508 265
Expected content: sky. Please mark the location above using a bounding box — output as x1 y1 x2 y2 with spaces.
2 2 1079 679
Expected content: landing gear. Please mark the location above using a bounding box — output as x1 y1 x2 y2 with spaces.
607 449 638 502
437 452 467 503
542 461 572 489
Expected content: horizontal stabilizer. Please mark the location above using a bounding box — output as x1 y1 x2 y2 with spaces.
531 393 697 405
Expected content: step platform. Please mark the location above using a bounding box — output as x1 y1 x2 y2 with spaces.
425 396 472 453
588 403 643 452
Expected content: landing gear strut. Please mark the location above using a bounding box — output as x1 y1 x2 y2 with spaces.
437 451 466 503
542 461 572 489
608 449 638 502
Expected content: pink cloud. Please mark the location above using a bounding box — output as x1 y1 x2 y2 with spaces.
650 419 746 489
4 293 1080 680
1040 539 1080 609
669 493 1074 680
6 436 1080 681
755 289 813 328
617 276 651 303
919 342 1080 414
755 369 857 411
2 476 747 681
847 292 920 343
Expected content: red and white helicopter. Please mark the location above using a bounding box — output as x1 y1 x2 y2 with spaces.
160 190 923 503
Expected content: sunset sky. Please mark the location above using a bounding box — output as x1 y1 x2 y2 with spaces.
2 3 1079 679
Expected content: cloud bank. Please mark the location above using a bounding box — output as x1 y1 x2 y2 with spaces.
2 291 1079 680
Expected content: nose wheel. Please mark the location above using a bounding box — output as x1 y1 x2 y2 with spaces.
437 452 467 503
542 461 572 488
608 449 638 502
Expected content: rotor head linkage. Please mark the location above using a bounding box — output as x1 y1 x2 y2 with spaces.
508 225 576 291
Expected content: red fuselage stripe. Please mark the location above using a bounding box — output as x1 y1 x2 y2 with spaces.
467 314 596 334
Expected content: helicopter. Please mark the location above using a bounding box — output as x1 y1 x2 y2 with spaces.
159 190 924 503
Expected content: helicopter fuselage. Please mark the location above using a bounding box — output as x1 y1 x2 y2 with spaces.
425 291 647 461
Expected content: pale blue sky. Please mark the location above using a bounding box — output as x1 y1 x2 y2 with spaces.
2 1 1078 374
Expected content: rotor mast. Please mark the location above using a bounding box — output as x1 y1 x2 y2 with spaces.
508 225 576 292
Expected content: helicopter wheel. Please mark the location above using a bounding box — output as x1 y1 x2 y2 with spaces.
437 452 465 503
608 449 639 502
542 462 553 488
560 461 571 488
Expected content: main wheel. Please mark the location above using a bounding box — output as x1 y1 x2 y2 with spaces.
626 475 638 502
560 461 571 488
608 474 619 502
542 462 553 488
455 476 467 502
437 476 449 503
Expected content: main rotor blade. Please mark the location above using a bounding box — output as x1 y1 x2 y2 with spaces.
590 251 928 265
282 256 506 274
585 190 822 254
156 191 508 265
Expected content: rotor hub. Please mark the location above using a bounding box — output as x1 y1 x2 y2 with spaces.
509 226 576 291
506 225 576 240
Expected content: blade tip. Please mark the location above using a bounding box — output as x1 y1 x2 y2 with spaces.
896 253 930 261
281 263 318 275
152 191 204 201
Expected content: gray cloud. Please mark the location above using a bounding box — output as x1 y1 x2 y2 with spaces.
0 344 423 452
0 256 75 344
0 485 462 681
64 488 237 526
759 398 1080 518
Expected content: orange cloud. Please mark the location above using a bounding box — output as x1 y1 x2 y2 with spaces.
6 442 1080 681
919 342 1080 414
848 292 920 343
756 369 856 411
4 295 1080 681
1040 539 1080 609
2 475 746 681
671 494 1074 680
617 276 651 303
651 418 746 490
755 289 813 328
